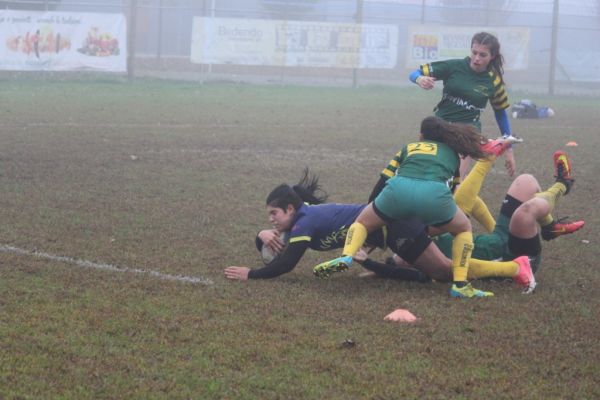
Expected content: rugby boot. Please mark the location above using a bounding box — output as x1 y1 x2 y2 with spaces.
512 256 537 294
553 150 575 194
541 219 585 241
481 135 523 157
450 282 494 298
313 255 353 279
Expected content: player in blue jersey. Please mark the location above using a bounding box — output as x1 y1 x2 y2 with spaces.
224 163 538 287
224 168 436 281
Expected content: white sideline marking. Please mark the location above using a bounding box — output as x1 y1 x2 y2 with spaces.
0 244 213 285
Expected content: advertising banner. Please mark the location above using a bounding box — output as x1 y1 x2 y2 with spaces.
191 17 398 69
406 25 529 70
0 10 127 72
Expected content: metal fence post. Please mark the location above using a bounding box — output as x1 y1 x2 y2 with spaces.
353 0 364 88
127 0 138 82
156 0 163 65
549 0 559 95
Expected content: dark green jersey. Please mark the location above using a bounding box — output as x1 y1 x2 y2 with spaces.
381 140 459 184
420 57 509 129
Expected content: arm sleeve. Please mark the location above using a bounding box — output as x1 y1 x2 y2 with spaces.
360 259 430 282
494 108 512 136
248 241 308 279
368 176 388 203
255 233 264 251
490 76 510 111
369 149 404 202
409 69 423 83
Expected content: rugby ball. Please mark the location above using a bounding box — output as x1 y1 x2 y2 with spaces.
261 231 290 264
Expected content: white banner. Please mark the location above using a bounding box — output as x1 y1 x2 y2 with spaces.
191 17 398 69
406 25 529 71
0 10 127 72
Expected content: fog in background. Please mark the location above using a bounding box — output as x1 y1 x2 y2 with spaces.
3 0 600 95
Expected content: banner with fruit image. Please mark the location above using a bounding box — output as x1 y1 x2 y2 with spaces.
0 10 126 72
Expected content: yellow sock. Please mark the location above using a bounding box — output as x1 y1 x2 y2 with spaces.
471 196 496 233
342 222 368 257
468 258 518 279
535 182 566 212
454 159 493 214
451 232 474 282
535 182 566 227
538 214 554 227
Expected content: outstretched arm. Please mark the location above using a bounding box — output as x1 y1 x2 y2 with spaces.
353 248 429 282
225 241 308 281
494 108 516 176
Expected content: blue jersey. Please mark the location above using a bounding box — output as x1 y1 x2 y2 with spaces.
289 203 366 251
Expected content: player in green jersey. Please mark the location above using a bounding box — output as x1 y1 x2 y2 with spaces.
358 151 583 293
410 32 514 176
410 31 515 235
313 116 516 298
225 167 535 288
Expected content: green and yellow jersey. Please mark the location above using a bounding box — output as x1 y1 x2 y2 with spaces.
420 57 509 129
381 140 460 184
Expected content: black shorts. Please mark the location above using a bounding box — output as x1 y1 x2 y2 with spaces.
365 217 431 264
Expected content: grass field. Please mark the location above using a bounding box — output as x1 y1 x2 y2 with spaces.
1 79 599 399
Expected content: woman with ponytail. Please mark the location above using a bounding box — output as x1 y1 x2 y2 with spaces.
224 168 434 281
410 31 516 233
314 116 516 298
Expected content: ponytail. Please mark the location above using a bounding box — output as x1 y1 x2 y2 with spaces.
266 168 328 210
420 116 488 159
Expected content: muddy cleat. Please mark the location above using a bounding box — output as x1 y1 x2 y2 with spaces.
541 219 585 241
553 150 575 194
313 255 353 279
482 135 523 157
512 256 537 294
450 282 494 298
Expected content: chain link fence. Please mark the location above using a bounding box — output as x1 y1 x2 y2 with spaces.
2 0 600 94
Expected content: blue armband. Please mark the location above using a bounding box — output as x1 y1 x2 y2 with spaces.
409 69 423 84
494 108 511 136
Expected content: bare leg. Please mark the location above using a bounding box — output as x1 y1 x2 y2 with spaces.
410 242 452 282
506 174 541 203
504 174 545 238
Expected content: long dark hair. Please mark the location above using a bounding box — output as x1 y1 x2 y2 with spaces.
266 168 328 210
420 116 488 159
472 31 505 82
